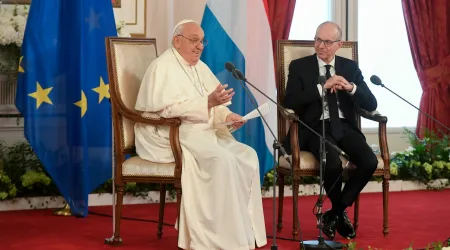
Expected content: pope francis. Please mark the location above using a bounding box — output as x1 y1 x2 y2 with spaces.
134 20 267 250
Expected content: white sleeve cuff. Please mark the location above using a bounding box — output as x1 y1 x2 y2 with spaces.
348 83 357 95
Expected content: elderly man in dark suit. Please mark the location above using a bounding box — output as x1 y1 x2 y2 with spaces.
283 21 379 240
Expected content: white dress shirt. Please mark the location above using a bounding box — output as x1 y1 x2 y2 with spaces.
315 56 357 120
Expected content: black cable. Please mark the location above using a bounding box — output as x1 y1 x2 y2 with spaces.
312 168 345 217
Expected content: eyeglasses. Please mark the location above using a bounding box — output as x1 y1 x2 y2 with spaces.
177 35 208 47
314 37 340 47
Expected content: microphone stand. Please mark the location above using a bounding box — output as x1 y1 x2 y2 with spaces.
374 81 450 133
300 83 343 250
230 70 289 250
230 69 347 250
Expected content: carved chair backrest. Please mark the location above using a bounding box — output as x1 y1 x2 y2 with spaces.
106 37 158 154
276 40 359 141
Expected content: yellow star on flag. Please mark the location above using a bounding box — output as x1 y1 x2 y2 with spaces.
18 56 24 73
28 82 53 109
92 77 110 103
74 90 88 117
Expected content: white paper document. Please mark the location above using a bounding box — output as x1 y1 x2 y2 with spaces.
219 102 271 125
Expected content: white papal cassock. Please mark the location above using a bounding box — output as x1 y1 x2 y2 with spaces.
134 47 267 250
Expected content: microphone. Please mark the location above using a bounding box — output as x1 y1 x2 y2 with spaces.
224 62 291 164
370 75 450 133
369 75 383 87
318 75 327 85
224 61 235 73
234 69 246 81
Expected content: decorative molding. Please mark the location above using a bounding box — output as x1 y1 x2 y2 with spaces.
130 33 146 38
112 0 121 8
0 75 19 116
2 0 121 7
1 0 31 4
3 0 146 41
130 0 147 38
0 180 448 211
125 0 138 25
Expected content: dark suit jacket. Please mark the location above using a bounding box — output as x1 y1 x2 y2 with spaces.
282 54 377 153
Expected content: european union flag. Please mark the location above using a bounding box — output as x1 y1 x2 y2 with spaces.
15 0 117 217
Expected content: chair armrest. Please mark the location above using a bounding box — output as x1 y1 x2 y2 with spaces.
139 111 183 182
358 109 388 123
288 120 301 173
280 108 297 123
111 90 181 127
140 111 182 126
118 108 182 127
358 109 391 177
278 108 301 173
120 109 183 180
137 112 183 180
168 121 183 183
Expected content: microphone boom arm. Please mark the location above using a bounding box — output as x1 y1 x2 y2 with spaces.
381 84 450 133
235 70 349 160
231 71 291 162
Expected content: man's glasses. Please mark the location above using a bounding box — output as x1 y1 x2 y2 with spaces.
178 35 208 47
314 37 340 47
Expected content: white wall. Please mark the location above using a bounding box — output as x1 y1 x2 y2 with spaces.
0 0 411 153
363 127 411 154
145 0 207 54
113 0 147 38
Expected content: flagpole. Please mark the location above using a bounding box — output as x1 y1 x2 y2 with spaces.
112 120 116 234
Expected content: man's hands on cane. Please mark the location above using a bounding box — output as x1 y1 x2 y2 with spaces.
324 75 354 93
208 84 234 109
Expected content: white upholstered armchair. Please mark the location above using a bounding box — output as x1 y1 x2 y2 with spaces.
275 40 390 239
104 37 183 245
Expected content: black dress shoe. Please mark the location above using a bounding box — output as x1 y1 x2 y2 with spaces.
337 211 356 239
322 210 338 240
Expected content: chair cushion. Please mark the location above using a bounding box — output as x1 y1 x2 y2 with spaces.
122 156 175 177
278 151 384 170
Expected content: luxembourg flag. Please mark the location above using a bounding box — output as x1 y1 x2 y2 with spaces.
200 0 277 183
